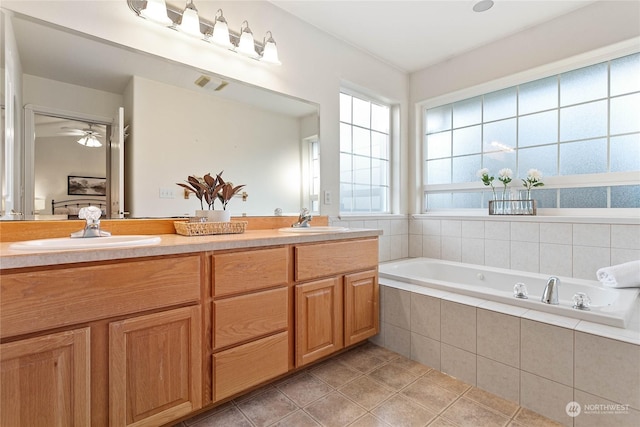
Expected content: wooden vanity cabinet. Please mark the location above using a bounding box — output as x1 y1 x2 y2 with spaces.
0 327 91 427
211 247 291 402
0 234 379 425
294 238 379 367
0 254 203 427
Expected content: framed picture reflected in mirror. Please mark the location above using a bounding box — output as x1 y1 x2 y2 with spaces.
67 175 107 196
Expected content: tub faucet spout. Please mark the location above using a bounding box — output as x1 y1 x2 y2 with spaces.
541 276 560 305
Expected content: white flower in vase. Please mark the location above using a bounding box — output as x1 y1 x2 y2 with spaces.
498 168 513 197
477 168 496 199
522 168 544 200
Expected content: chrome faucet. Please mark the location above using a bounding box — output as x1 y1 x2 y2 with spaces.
541 276 560 305
71 206 111 238
292 208 312 228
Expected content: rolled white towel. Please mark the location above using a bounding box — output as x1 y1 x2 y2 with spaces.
596 260 640 288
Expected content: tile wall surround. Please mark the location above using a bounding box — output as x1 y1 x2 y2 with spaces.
372 283 640 427
332 215 640 278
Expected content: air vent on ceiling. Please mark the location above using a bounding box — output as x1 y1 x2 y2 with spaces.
194 75 228 91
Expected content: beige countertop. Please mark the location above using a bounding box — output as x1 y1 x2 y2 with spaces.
0 228 382 270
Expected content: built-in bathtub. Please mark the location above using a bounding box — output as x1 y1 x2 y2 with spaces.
379 257 639 328
375 257 640 426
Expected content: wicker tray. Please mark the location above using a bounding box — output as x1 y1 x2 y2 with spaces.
174 220 247 236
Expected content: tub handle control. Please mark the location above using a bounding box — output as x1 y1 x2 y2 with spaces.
573 292 591 311
514 283 529 299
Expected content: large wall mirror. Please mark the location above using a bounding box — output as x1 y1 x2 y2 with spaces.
2 10 319 220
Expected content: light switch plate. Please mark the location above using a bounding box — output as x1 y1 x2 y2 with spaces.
324 190 332 204
159 187 175 199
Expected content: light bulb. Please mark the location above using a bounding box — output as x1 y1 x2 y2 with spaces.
260 31 281 65
140 0 172 26
210 9 233 49
237 21 258 58
177 1 202 38
77 135 102 148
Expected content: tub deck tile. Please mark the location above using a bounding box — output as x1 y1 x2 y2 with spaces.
522 309 581 330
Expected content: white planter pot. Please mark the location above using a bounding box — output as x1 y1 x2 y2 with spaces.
195 210 231 222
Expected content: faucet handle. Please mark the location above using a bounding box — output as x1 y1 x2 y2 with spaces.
572 292 591 310
79 206 102 222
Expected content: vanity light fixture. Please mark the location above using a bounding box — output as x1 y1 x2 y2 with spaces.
210 9 233 49
237 21 259 58
260 31 281 65
77 134 102 148
177 0 202 38
127 0 281 65
139 0 172 26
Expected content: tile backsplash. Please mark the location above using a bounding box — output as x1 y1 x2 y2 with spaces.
333 216 640 279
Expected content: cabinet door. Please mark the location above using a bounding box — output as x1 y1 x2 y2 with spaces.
109 306 202 427
295 277 343 367
344 270 379 346
1 327 91 427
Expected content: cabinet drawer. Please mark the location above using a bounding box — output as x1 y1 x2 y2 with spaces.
213 247 289 297
295 239 378 281
1 255 202 338
213 331 288 401
214 287 288 350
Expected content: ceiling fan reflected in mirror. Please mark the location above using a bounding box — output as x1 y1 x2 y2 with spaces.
59 123 103 148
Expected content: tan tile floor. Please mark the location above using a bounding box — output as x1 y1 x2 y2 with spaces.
174 343 564 427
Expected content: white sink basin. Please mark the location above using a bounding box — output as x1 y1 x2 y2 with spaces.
10 235 161 251
278 226 349 233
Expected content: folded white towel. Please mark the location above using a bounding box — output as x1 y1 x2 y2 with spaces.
596 260 640 288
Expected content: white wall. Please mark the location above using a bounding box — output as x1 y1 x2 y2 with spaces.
408 0 640 214
2 0 409 216
128 76 303 217
23 74 123 118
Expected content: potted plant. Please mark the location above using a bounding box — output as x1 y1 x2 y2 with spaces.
216 173 246 212
177 171 245 222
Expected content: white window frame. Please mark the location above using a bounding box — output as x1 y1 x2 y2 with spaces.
419 39 640 217
301 136 320 214
339 88 392 215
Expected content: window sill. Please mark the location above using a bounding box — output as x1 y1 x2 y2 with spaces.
414 210 640 225
336 214 404 221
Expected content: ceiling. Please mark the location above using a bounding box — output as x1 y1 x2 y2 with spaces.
269 0 597 72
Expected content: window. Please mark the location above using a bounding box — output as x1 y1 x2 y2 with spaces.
423 52 640 211
340 92 390 213
308 138 320 213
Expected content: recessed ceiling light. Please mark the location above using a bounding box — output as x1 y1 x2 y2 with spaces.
473 0 494 13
